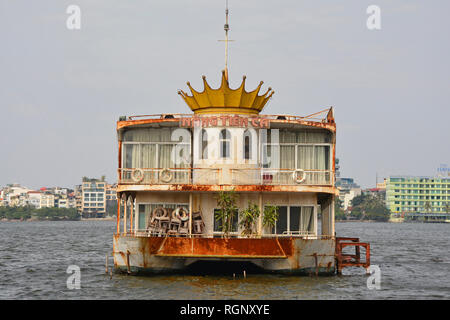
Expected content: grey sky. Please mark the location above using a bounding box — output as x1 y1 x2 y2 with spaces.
1 1 449 190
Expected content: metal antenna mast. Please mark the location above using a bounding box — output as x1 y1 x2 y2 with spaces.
219 0 234 81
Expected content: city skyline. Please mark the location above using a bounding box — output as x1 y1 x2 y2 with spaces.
1 1 449 190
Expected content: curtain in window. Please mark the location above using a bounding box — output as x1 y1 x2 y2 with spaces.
314 146 329 170
124 128 174 142
295 130 331 143
297 145 314 170
314 146 330 184
141 145 157 168
124 144 139 168
300 206 314 233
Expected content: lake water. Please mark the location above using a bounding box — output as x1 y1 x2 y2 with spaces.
0 220 449 299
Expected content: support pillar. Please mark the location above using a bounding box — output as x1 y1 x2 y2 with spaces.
189 193 193 237
258 193 263 236
116 196 120 234
123 196 127 234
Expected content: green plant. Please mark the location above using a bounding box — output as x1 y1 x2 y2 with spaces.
263 205 279 232
215 190 239 237
239 202 260 237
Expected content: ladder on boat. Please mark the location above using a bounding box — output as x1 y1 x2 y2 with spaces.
335 237 370 274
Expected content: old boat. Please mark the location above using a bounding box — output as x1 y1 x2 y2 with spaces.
112 71 370 275
112 7 370 275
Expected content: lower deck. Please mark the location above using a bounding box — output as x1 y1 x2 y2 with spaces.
116 191 335 238
114 190 339 274
113 234 336 275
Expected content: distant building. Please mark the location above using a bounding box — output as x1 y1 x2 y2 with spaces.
56 196 68 208
376 179 386 190
40 193 55 208
74 185 82 212
336 177 360 206
81 178 106 218
106 184 117 202
343 188 362 210
386 176 450 214
362 187 387 207
27 191 42 208
2 185 33 207
335 158 341 179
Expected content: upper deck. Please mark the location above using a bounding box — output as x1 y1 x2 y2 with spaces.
116 108 337 194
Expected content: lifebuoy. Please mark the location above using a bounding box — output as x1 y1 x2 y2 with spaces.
175 207 189 222
159 168 173 183
293 169 306 184
131 168 144 183
152 207 167 219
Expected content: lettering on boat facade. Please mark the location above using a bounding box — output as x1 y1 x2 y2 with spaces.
180 115 270 129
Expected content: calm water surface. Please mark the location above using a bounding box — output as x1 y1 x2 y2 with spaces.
0 220 449 299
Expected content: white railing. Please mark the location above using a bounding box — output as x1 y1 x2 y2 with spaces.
130 230 330 239
231 168 332 186
119 168 333 186
119 168 221 185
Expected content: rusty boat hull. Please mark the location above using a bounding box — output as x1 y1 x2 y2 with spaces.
113 234 336 275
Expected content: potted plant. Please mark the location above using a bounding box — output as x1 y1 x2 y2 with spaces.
215 190 238 237
239 202 260 237
263 205 279 235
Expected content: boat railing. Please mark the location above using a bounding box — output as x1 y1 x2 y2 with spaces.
118 167 333 186
127 230 333 240
230 168 333 186
118 167 221 185
123 108 333 123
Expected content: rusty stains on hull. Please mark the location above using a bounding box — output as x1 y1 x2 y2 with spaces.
153 237 292 258
113 235 336 274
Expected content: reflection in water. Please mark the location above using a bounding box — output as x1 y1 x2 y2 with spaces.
0 220 449 299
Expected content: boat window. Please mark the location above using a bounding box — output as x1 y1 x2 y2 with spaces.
279 129 332 143
123 128 175 142
201 129 208 160
268 205 316 235
213 208 238 233
275 206 288 234
243 129 252 160
138 203 189 231
220 129 231 159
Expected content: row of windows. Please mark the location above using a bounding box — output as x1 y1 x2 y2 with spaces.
390 178 450 183
394 201 448 206
84 203 105 207
84 193 105 197
391 184 450 189
83 184 105 188
393 196 448 200
201 129 253 160
392 189 449 194
394 207 448 212
212 206 316 235
137 203 316 235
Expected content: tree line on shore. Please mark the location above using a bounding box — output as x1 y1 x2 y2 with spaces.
335 193 391 222
0 206 80 221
